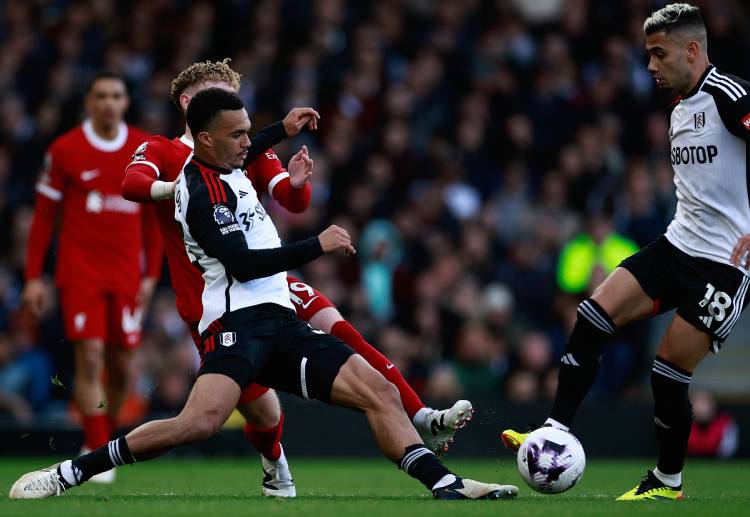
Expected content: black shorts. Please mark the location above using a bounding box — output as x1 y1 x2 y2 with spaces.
197 303 354 402
619 235 750 352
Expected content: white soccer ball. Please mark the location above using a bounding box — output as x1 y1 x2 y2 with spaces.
516 427 585 494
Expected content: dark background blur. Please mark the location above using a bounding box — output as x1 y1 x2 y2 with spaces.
0 0 749 456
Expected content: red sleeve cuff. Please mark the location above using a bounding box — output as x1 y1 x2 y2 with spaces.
272 177 312 213
123 166 157 202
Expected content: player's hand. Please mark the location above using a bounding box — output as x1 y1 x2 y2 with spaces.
282 107 320 137
731 234 750 268
288 145 313 188
318 225 356 256
137 277 158 310
21 278 47 318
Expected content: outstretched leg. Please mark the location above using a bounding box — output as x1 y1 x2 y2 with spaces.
9 373 240 499
329 354 517 500
290 276 472 452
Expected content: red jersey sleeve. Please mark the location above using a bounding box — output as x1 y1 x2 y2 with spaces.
25 145 64 280
248 148 311 213
122 137 170 202
141 203 163 279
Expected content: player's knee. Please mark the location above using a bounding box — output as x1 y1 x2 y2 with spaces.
75 342 104 379
186 412 223 441
308 307 343 334
240 392 281 428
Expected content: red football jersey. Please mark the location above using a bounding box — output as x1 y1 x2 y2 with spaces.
123 135 305 324
26 120 156 293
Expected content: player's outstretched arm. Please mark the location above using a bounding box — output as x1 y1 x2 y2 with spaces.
243 107 320 167
213 225 353 282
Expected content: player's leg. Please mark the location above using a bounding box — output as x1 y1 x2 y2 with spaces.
331 355 517 499
104 293 142 434
289 276 471 453
61 288 112 455
502 266 656 452
261 321 517 500
189 321 294 497
617 314 707 501
10 369 243 499
103 348 132 429
619 263 749 501
72 338 109 448
235 386 295 497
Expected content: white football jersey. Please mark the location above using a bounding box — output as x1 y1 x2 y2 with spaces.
174 157 293 333
665 65 750 274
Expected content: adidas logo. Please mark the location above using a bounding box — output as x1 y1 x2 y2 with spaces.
431 414 446 436
239 190 248 198
700 315 713 328
560 353 579 366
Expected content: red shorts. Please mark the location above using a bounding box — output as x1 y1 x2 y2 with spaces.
286 275 336 322
188 322 269 405
59 287 142 348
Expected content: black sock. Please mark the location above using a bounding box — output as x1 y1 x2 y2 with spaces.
550 298 615 427
398 444 453 490
652 356 692 476
66 437 136 484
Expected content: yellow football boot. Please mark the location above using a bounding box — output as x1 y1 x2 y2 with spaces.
500 429 529 453
616 470 684 501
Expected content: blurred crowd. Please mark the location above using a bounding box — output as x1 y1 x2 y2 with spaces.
0 0 749 427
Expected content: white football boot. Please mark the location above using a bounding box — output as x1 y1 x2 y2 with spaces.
261 445 296 497
80 447 116 484
9 463 66 499
432 478 519 500
415 400 474 454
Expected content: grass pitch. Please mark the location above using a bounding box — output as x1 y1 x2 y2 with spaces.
0 457 748 516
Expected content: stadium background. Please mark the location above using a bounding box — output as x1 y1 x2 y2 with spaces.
0 0 749 458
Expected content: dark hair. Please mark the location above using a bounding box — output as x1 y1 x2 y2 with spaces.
643 3 705 39
186 88 245 136
85 70 127 94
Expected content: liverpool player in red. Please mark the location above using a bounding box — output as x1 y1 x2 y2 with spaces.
122 61 471 491
23 72 162 483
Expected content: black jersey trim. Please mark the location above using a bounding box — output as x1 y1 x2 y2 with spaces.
685 65 714 99
225 273 233 314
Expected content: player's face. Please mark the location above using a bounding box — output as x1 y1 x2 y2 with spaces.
85 78 129 127
181 80 237 114
645 31 691 93
204 109 252 169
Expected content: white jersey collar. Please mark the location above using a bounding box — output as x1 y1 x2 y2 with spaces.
179 134 194 149
82 119 128 152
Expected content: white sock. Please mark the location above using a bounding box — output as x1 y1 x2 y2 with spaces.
412 407 432 429
653 467 681 487
544 418 570 432
431 474 457 490
58 460 80 486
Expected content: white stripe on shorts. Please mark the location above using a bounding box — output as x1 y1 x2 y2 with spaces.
300 357 309 399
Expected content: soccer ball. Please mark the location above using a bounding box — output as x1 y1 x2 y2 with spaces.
516 427 585 494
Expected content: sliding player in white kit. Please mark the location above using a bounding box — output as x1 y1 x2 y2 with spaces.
9 88 518 501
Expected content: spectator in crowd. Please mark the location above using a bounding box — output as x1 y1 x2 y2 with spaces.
687 389 739 459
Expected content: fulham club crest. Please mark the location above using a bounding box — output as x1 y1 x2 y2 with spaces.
694 111 705 132
220 332 237 346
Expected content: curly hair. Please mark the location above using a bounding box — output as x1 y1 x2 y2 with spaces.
170 58 241 109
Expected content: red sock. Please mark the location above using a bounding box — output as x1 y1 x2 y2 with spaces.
330 320 425 418
243 411 284 461
82 414 110 450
